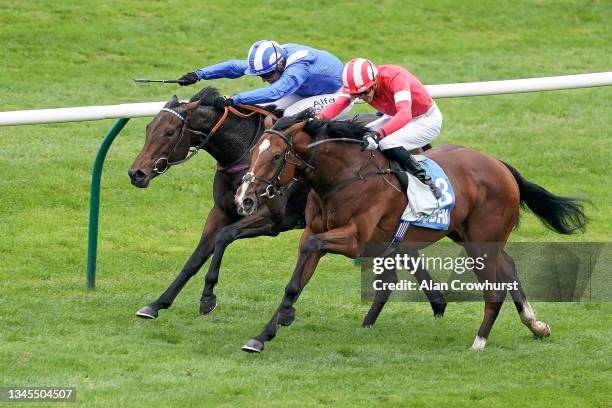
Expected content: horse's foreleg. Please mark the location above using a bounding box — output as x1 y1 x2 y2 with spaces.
242 224 359 353
412 265 448 317
200 209 279 315
401 228 451 317
136 206 228 319
362 249 447 326
363 266 397 327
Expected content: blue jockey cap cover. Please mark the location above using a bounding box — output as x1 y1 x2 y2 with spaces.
244 40 287 76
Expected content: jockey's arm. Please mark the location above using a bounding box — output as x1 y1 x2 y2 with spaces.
195 59 249 80
231 63 308 105
316 94 352 120
377 98 413 139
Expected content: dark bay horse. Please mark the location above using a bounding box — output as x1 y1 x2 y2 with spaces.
235 110 587 353
128 87 310 319
128 88 446 321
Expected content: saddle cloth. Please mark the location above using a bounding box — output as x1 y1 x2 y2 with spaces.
401 156 455 230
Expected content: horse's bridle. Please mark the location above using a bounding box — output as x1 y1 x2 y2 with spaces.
153 104 276 174
241 129 314 199
249 129 402 198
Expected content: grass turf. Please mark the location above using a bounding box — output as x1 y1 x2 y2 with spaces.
1 1 611 406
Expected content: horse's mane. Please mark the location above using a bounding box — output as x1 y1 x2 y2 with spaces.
189 87 221 104
273 108 370 140
187 86 283 117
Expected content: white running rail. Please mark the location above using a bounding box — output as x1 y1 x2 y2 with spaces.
1 72 611 126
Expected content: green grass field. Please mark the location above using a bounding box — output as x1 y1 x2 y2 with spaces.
1 1 611 406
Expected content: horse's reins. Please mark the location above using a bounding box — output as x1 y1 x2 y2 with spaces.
246 127 401 198
241 129 314 199
307 135 402 195
241 117 405 202
306 137 364 149
154 104 276 174
322 164 401 195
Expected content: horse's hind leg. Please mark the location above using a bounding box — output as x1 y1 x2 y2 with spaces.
136 205 227 319
498 250 551 338
464 242 508 351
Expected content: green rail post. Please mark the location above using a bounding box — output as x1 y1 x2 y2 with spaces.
87 118 130 289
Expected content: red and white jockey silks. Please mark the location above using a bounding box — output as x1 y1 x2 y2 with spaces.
342 58 379 94
318 64 434 139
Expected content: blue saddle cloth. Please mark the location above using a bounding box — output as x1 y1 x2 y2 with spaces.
402 158 455 230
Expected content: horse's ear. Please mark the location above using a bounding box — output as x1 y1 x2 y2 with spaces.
164 95 179 108
264 115 275 130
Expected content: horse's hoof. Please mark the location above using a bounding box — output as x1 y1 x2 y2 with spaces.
136 305 158 319
200 298 217 315
362 318 375 328
241 339 264 353
532 321 551 338
432 302 447 318
278 309 295 327
470 336 487 351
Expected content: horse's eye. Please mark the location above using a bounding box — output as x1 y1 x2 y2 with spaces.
273 152 282 161
165 129 175 137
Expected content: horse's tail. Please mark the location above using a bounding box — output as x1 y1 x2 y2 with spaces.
501 161 588 234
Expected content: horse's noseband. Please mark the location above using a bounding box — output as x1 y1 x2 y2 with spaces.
154 105 275 175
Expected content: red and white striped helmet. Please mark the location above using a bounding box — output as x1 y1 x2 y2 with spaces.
342 58 379 94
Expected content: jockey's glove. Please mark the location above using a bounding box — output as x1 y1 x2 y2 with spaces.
361 131 379 151
213 96 234 109
178 71 199 86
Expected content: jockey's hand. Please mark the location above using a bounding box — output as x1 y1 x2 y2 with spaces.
213 96 234 109
361 131 379 151
178 72 199 86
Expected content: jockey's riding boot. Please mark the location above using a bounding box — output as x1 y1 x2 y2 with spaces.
383 147 442 199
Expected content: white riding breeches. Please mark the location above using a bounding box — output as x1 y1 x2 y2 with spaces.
272 90 354 116
369 103 443 151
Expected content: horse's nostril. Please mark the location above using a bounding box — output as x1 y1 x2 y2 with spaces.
133 170 146 181
129 169 148 186
242 198 254 212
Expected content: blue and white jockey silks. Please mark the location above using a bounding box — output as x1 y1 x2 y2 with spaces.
400 158 456 231
194 43 344 107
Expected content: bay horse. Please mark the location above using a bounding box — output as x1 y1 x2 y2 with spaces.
128 88 447 321
235 109 587 353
